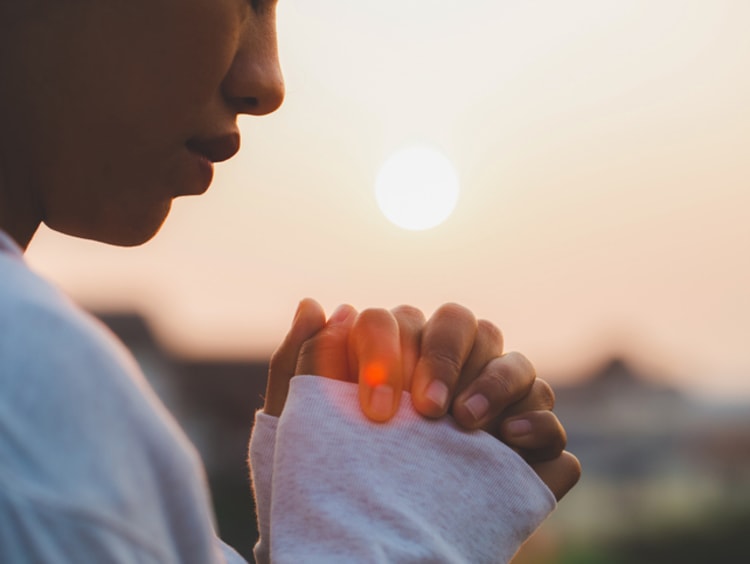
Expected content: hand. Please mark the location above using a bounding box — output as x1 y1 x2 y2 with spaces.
264 298 581 500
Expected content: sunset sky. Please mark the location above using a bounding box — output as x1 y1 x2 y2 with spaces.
26 0 749 401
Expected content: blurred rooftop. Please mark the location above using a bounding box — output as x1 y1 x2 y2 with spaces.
96 310 750 563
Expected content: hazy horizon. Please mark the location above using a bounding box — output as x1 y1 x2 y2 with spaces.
25 0 750 402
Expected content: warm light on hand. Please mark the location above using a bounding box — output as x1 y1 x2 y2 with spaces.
362 362 388 388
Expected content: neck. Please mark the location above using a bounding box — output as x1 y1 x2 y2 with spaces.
0 170 41 252
0 220 39 251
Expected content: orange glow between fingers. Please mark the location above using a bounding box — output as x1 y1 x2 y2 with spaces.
363 362 388 388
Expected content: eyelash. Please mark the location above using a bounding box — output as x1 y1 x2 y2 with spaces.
245 0 275 18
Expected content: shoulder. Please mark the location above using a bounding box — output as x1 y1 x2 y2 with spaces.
0 238 124 366
0 251 139 390
0 253 192 497
0 252 218 563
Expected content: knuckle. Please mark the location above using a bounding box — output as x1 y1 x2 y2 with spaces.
391 304 425 324
503 351 537 382
425 350 464 378
357 307 391 323
354 308 396 335
477 319 503 348
534 379 556 410
563 452 583 483
482 352 537 401
435 302 475 325
552 426 568 453
541 412 568 453
485 362 517 399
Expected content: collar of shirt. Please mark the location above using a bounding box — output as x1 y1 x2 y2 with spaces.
0 229 24 258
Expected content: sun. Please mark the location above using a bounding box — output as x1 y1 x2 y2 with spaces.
374 145 460 231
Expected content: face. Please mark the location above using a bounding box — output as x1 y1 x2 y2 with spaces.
0 0 284 246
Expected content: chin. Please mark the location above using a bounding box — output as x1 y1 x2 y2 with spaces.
46 202 172 247
97 226 165 247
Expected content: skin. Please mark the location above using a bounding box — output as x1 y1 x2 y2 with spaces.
0 0 283 248
1 0 579 500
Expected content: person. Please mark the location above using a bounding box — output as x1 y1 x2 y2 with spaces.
0 1 580 562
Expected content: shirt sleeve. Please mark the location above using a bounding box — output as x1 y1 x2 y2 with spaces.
249 376 556 564
248 412 279 564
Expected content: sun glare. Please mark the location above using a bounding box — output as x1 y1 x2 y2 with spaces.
375 146 460 231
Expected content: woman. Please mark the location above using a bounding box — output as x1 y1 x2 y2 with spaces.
0 1 579 562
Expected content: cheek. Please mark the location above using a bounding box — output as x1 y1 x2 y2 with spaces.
64 3 245 142
127 6 244 119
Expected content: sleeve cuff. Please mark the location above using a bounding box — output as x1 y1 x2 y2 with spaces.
266 376 555 563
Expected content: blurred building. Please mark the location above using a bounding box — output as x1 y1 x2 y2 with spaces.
528 358 750 562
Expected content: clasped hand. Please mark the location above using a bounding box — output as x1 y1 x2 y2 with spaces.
264 299 580 501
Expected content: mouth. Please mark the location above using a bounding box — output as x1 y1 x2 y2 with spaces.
182 132 241 195
186 132 241 164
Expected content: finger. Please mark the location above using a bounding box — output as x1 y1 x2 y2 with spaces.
295 303 358 380
265 298 327 416
349 308 403 422
390 305 426 391
530 451 582 502
496 378 556 418
452 351 536 429
453 318 504 395
411 303 477 418
498 410 567 463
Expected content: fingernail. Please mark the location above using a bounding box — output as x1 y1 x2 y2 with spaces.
506 419 533 438
425 380 449 411
369 385 394 420
464 394 489 422
329 304 353 324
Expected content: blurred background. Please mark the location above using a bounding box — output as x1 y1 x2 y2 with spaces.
25 1 750 562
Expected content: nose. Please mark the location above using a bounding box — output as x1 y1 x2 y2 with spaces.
223 17 285 116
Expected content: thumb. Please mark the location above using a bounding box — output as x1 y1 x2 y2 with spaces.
295 303 357 380
349 309 403 423
264 298 326 416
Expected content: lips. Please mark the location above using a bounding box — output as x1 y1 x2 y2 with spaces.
186 132 241 163
181 132 241 195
